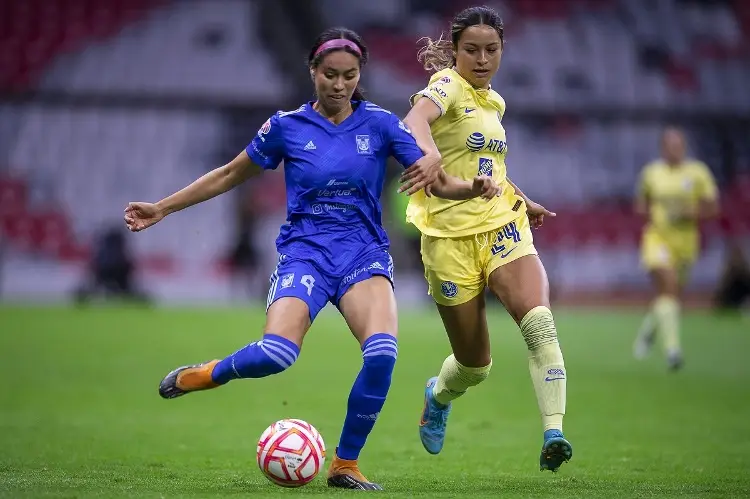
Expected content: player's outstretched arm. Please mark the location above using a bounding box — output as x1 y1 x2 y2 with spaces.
507 177 556 229
124 151 261 232
427 171 501 200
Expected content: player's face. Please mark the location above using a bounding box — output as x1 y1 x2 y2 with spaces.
313 50 361 114
454 25 503 89
662 129 686 164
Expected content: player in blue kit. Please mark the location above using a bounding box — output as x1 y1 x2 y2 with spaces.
124 27 500 490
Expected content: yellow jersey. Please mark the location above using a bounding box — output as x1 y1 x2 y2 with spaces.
406 68 521 238
637 159 718 236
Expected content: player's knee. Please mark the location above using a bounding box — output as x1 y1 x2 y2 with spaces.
254 334 300 377
360 333 398 381
452 354 492 387
520 306 558 350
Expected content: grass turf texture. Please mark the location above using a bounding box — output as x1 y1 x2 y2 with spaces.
0 305 748 498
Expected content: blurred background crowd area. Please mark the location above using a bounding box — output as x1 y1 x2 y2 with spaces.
0 0 748 307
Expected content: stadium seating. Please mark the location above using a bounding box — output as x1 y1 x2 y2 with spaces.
0 0 747 297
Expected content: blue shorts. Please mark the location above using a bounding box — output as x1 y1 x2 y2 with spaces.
266 248 394 321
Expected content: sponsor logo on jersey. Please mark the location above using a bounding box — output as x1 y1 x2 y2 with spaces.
430 86 448 98
466 132 506 154
478 157 493 176
466 132 485 152
259 118 271 135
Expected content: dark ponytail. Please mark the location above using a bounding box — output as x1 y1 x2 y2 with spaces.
308 27 369 100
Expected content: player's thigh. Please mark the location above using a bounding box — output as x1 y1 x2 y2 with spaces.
338 276 398 346
485 216 548 325
641 230 682 296
421 233 484 306
435 293 491 367
648 268 680 297
487 254 550 325
265 257 332 347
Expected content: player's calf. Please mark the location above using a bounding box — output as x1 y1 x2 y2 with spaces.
158 334 300 399
329 333 396 490
520 306 573 471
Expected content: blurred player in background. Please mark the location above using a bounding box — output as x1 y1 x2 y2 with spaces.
633 127 719 370
124 27 500 490
398 5 572 472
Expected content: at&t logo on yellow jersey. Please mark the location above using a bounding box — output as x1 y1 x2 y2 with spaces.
465 132 506 154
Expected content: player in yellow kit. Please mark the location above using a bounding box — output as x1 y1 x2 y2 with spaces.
633 127 719 370
397 6 571 472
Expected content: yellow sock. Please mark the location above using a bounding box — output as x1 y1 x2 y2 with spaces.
432 354 492 406
653 295 681 354
520 306 566 432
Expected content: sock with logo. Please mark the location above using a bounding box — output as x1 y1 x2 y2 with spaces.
521 306 566 432
336 333 397 460
210 334 300 384
432 354 492 406
653 295 681 355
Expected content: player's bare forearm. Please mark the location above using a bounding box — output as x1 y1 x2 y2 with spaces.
429 171 475 200
157 151 260 215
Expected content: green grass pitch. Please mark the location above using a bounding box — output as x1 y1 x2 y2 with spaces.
1 305 748 498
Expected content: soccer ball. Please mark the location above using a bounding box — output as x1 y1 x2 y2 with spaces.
256 419 326 487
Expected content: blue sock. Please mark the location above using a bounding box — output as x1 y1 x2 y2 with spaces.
337 333 398 461
211 333 300 385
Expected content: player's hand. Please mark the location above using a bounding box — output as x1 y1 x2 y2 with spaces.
399 153 442 196
124 202 166 232
526 200 556 229
472 175 501 200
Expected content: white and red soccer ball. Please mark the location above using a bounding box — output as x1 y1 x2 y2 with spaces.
256 419 326 487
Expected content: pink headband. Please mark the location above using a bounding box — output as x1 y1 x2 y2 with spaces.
314 39 362 59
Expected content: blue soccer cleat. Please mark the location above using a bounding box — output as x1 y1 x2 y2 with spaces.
419 376 451 455
540 429 573 472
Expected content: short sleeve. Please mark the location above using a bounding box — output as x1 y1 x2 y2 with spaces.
695 162 718 200
245 114 285 170
409 72 463 116
387 114 423 168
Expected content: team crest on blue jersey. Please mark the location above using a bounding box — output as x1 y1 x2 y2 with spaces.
441 281 458 298
356 135 371 155
478 158 493 176
466 132 485 152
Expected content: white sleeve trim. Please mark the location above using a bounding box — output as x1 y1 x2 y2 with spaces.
412 91 445 116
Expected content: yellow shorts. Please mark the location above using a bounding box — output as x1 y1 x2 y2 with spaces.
640 227 698 271
421 213 537 306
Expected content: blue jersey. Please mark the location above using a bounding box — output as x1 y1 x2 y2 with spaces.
245 100 424 273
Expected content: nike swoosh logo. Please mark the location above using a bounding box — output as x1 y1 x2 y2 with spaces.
464 108 475 113
545 377 565 381
500 247 516 258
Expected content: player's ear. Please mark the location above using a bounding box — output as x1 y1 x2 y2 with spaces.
309 68 315 81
